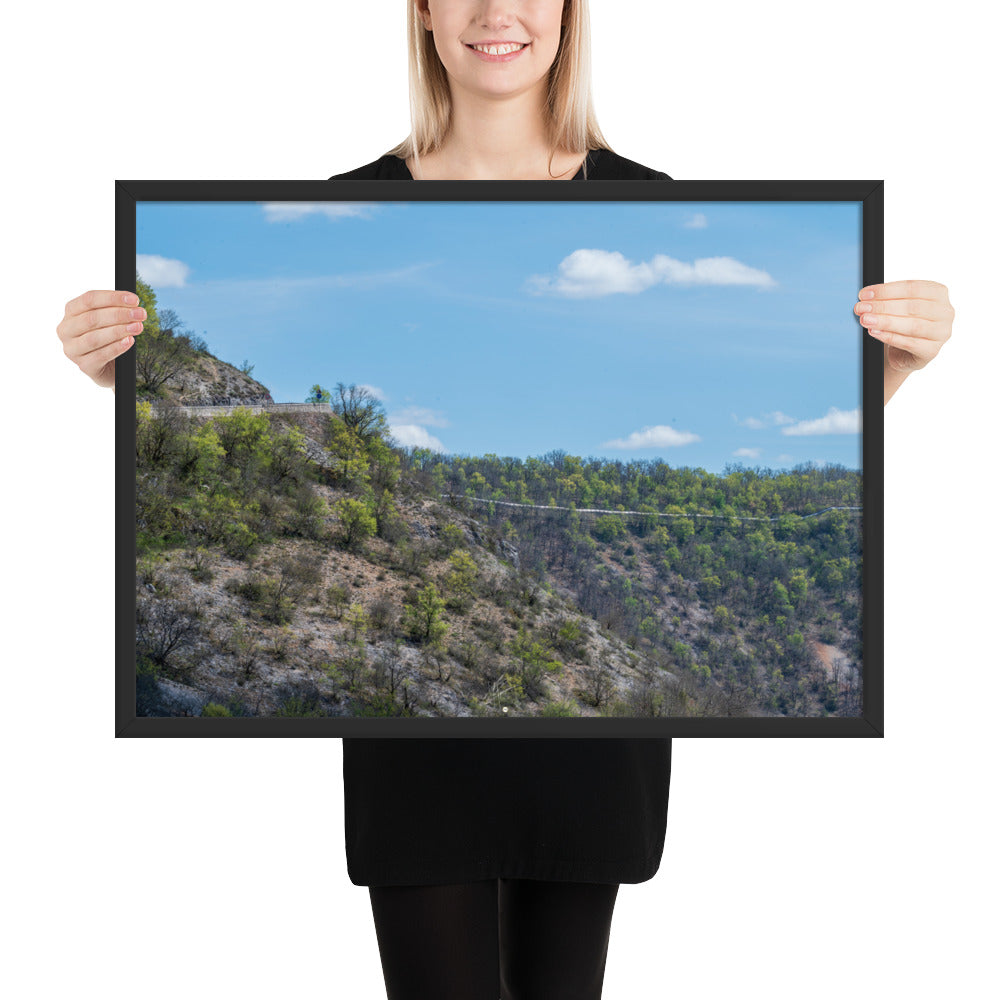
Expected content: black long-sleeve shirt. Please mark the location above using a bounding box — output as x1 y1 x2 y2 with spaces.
330 147 673 886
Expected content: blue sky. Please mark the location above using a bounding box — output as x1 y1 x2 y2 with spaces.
137 199 863 475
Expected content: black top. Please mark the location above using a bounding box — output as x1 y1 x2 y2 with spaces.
330 148 673 886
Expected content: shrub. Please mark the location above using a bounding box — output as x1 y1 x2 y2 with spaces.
368 594 397 633
436 523 465 556
276 550 324 600
352 691 414 717
186 547 214 583
326 583 349 619
273 682 325 717
221 521 259 560
135 597 200 669
287 484 328 540
553 618 587 659
540 700 579 717
395 541 430 577
274 695 325 717
227 571 295 625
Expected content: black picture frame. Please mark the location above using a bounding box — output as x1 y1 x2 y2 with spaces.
117 179 883 738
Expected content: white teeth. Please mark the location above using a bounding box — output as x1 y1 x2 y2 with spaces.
471 43 526 55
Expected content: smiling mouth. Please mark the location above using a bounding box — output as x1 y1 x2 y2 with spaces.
466 42 529 55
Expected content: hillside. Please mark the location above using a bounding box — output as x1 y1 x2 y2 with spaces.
133 333 862 720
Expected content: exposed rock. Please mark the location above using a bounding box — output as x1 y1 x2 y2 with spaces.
146 677 208 717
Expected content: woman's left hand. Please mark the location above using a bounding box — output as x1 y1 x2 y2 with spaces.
855 279 954 373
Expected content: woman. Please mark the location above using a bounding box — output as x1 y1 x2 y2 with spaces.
56 2 954 997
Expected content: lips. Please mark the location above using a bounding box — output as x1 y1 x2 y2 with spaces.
465 41 530 61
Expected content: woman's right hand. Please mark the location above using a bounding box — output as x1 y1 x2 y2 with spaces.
57 290 147 392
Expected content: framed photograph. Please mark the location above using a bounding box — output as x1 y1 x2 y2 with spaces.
116 179 882 737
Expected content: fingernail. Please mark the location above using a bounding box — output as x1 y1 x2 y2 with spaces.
122 293 139 306
860 289 874 300
857 303 872 313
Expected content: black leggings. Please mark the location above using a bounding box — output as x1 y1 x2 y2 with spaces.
368 878 620 1000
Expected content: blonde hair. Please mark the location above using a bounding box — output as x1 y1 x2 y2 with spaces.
385 0 613 179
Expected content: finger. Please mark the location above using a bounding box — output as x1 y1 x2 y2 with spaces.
865 327 936 359
64 289 140 318
859 279 948 302
855 297 952 321
72 318 145 359
59 306 146 356
857 313 944 339
77 333 136 379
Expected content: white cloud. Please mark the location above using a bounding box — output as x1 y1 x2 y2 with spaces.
387 405 449 428
527 249 776 298
600 425 700 450
683 213 708 229
782 406 862 436
357 383 386 401
388 424 448 453
135 254 190 288
733 447 762 458
260 202 379 222
733 411 797 429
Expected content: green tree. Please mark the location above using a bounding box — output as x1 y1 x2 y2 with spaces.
367 435 401 495
344 602 369 642
135 400 180 466
510 627 560 699
326 583 349 620
370 487 403 541
334 497 377 549
787 568 810 608
591 515 626 544
333 382 389 443
326 419 369 489
437 523 465 555
213 407 272 478
134 272 161 337
176 421 226 483
402 583 448 646
443 549 478 612
338 602 370 689
134 277 186 396
770 580 793 616
266 424 310 489
670 516 696 545
712 604 736 632
307 384 332 404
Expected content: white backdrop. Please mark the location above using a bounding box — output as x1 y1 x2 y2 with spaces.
5 2 996 997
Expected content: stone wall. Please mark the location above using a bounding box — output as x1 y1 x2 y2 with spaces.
148 401 332 418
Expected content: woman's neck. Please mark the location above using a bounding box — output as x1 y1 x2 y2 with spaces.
407 85 585 180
